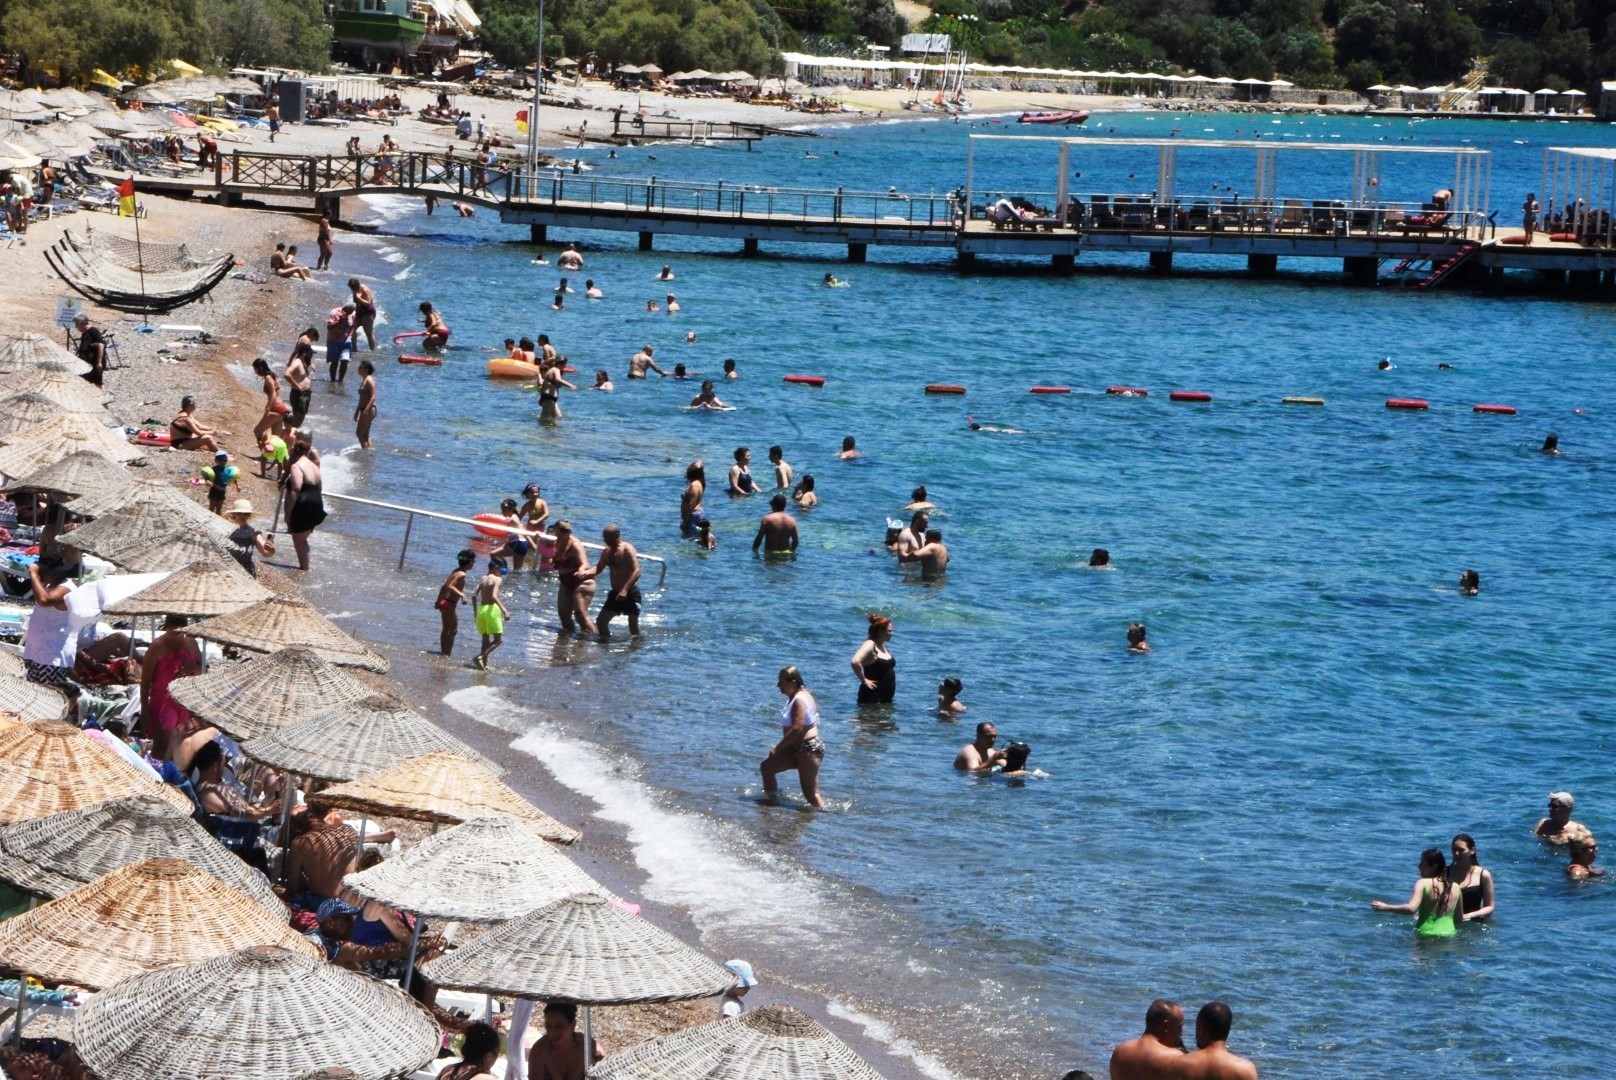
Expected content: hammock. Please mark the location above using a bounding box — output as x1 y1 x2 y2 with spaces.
44 226 235 314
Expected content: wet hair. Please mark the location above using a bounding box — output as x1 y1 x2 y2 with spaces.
769 445 783 460
686 461 705 483
347 277 361 289
500 498 518 513
1128 622 1148 644
585 278 594 288
940 677 963 696
543 1002 579 1025
596 368 610 382
456 549 476 568
1377 357 1392 369
357 359 374 375
1003 742 1030 771
1452 833 1479 865
974 721 995 738
538 334 550 345
460 1021 500 1063
867 613 892 638
1145 999 1180 1031
553 294 564 308
912 485 926 501
518 337 535 352
700 379 715 392
252 358 271 376
842 435 856 450
1542 432 1559 452
1090 548 1110 567
293 342 315 362
723 358 736 371
1459 569 1480 593
418 301 434 315
770 493 787 511
504 338 516 349
191 740 224 774
798 475 814 492
1197 1001 1233 1044
671 363 685 377
488 555 508 572
911 511 929 529
734 447 749 463
1420 847 1447 875
925 529 941 542
779 664 805 688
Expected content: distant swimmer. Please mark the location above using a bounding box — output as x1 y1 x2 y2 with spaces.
967 416 1022 433
839 435 860 460
997 742 1037 778
728 447 758 496
558 243 583 270
1127 623 1151 653
954 721 1004 772
1541 432 1561 455
452 202 476 217
1089 548 1116 570
903 486 935 512
1182 1002 1260 1080
666 293 680 314
769 445 793 491
628 344 667 379
531 254 549 265
753 494 799 556
792 474 817 508
645 299 661 313
689 380 728 410
1536 792 1586 847
591 369 614 391
1370 847 1464 937
655 263 675 281
1567 834 1603 880
673 364 687 379
907 529 949 580
552 293 565 311
823 272 841 287
1458 568 1480 596
1377 357 1393 370
723 358 739 379
586 279 603 298
686 330 697 343
556 278 574 294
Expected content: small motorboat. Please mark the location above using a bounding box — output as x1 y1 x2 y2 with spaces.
1018 110 1090 125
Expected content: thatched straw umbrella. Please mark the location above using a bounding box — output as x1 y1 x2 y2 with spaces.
0 858 317 991
166 644 372 743
4 449 132 502
65 482 235 540
105 557 271 618
244 694 499 783
317 751 578 843
0 652 22 679
73 945 441 1080
97 528 238 574
0 362 112 410
184 595 390 672
0 392 97 441
0 421 142 480
0 332 89 375
592 1005 884 1079
0 675 71 723
58 495 216 558
0 793 283 912
0 721 192 824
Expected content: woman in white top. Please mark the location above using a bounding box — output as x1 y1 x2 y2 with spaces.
22 556 76 685
759 665 825 808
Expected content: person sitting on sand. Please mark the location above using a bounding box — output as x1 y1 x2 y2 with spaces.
690 380 728 410
938 676 966 715
286 802 361 911
270 243 312 280
169 396 221 453
955 722 1004 772
1536 792 1587 847
418 302 450 349
720 960 757 1017
1110 999 1187 1080
528 1002 602 1080
1568 834 1603 880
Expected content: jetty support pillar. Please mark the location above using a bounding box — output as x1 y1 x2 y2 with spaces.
743 237 759 257
318 195 342 224
1051 253 1074 274
1570 269 1600 291
639 231 654 251
1247 253 1278 277
848 242 868 263
1148 251 1172 275
957 251 976 270
1344 256 1376 283
530 223 547 244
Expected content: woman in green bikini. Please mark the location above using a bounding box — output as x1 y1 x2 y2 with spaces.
1371 847 1465 937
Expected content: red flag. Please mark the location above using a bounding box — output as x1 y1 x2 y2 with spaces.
116 176 136 217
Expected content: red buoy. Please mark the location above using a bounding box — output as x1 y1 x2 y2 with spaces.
1386 398 1429 410
783 374 825 386
1106 386 1149 397
1473 403 1517 415
925 384 967 395
398 354 442 366
1030 386 1071 394
1170 390 1212 403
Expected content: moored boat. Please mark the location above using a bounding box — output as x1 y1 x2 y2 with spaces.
1018 110 1090 125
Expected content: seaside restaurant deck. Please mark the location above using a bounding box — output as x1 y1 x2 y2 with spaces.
958 134 1494 277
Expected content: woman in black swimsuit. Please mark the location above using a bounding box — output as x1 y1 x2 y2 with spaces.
282 438 326 571
1448 833 1495 922
850 613 896 704
551 520 596 635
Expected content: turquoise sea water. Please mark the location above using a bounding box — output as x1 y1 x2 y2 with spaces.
293 111 1614 1078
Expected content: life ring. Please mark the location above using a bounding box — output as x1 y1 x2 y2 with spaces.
1170 390 1212 403
472 513 509 539
1282 396 1325 406
131 430 171 446
1106 386 1148 397
925 384 966 395
398 354 442 366
1473 403 1517 415
783 375 825 386
488 358 541 379
1386 398 1429 410
1030 386 1071 394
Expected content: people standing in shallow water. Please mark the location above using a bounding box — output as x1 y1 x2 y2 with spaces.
1448 834 1495 921
551 521 596 636
1458 569 1480 596
1109 999 1187 1080
418 302 450 349
792 474 817 508
937 677 966 715
1536 791 1586 846
473 557 510 670
728 447 758 496
435 550 474 656
1371 847 1464 937
1567 834 1603 880
955 722 1003 772
1182 1002 1260 1080
283 438 326 572
681 461 707 538
594 524 643 638
760 665 826 809
1127 623 1151 653
850 614 896 704
354 360 378 448
753 494 798 555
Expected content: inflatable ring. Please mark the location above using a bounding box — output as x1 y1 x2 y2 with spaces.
399 354 442 366
783 375 825 386
1170 390 1212 403
1030 386 1071 394
1473 403 1517 415
132 430 172 446
472 513 509 539
1106 386 1148 397
488 358 541 379
1386 398 1429 410
1282 396 1325 406
925 384 967 395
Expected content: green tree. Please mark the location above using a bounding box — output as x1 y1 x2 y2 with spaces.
590 0 775 71
209 0 331 70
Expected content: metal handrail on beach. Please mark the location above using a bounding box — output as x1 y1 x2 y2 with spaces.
322 491 668 586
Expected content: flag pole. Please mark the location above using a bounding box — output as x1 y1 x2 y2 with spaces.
524 0 546 191
126 176 149 324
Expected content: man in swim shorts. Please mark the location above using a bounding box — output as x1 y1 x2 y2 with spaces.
954 722 1004 772
728 448 757 496
1178 1002 1259 1080
769 446 793 491
1109 999 1186 1080
752 494 798 556
473 557 510 670
594 524 643 638
327 303 356 382
628 344 666 379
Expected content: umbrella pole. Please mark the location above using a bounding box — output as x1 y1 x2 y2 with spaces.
401 916 424 994
583 1006 594 1077
11 971 23 1046
355 816 367 864
275 774 296 885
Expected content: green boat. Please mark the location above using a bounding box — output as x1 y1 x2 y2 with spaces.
331 0 427 59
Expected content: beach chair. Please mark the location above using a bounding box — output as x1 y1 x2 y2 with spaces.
1276 200 1305 232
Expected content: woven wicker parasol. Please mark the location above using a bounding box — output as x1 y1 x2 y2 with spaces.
0 393 97 441
344 818 597 922
5 448 133 500
0 364 112 411
0 858 318 990
184 595 389 673
243 694 499 782
0 332 90 375
74 945 442 1080
67 482 235 541
318 752 578 843
299 1071 359 1080
104 557 271 617
591 1005 884 1080
419 892 734 1003
0 421 143 480
0 674 71 723
96 527 239 574
0 651 23 678
167 645 373 742
0 793 283 912
0 720 193 824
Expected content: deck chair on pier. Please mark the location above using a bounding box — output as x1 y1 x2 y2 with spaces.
1276 200 1305 232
